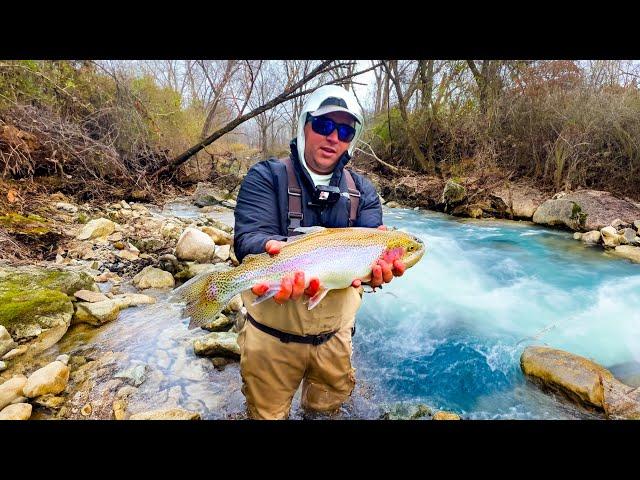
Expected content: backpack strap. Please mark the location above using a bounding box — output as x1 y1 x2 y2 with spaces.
343 168 360 227
279 157 303 236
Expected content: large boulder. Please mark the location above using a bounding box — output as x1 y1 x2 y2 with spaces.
493 184 547 219
532 199 586 231
23 360 70 398
175 227 216 263
193 182 230 207
193 331 240 358
132 266 175 289
0 266 96 343
76 218 117 240
441 180 466 209
521 346 640 418
0 375 27 410
563 190 640 232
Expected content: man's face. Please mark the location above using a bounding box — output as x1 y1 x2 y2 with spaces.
303 111 356 175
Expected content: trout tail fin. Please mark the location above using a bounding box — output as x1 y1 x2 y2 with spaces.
170 269 236 330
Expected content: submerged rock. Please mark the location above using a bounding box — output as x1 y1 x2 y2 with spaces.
610 245 640 263
521 346 640 418
433 411 461 420
0 402 32 420
129 408 201 420
193 331 240 358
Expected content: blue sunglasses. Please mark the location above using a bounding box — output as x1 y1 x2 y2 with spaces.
307 114 357 142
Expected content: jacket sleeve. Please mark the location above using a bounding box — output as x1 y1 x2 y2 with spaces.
354 175 383 228
233 162 288 263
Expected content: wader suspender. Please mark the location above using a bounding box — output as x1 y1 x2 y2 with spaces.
279 156 360 234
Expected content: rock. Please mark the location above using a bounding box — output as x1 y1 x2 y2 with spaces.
2 345 28 360
0 403 32 420
610 218 629 229
32 394 65 410
194 182 229 207
56 354 70 365
0 325 16 357
120 200 131 210
55 202 78 214
73 300 122 325
433 411 461 420
0 361 6 372
385 201 401 208
522 346 640 419
116 249 139 261
532 199 586 231
225 294 243 313
129 408 201 420
114 364 147 387
600 226 622 248
573 232 582 240
80 403 92 416
610 245 640 263
132 238 165 254
221 199 237 208
107 232 124 242
562 190 640 232
114 293 157 308
214 244 230 262
73 289 109 303
193 331 240 358
580 230 602 245
492 184 547 219
23 360 70 398
175 227 216 263
0 265 95 342
161 221 183 241
200 226 233 246
76 218 117 240
468 206 483 219
0 375 27 410
634 220 640 231
201 313 234 332
132 266 175 290
441 179 466 209
621 228 637 244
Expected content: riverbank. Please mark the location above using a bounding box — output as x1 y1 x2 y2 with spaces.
1 178 639 420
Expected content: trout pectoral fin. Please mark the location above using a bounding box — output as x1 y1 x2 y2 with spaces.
251 284 281 306
306 287 330 310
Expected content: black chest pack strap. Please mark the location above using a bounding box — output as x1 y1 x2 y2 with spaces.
279 156 360 235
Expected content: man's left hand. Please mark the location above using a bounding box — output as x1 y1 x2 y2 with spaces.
351 225 406 289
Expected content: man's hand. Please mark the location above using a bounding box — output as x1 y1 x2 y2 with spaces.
351 225 406 289
251 239 321 304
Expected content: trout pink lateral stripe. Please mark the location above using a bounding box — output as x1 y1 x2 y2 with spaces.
171 226 425 329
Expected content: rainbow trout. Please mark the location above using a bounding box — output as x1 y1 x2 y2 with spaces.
171 226 425 329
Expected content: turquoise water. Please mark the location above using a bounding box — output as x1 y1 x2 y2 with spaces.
354 208 640 419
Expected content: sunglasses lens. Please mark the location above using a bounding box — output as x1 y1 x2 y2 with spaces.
337 125 356 142
311 116 356 142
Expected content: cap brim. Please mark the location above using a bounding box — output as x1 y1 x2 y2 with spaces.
309 105 361 123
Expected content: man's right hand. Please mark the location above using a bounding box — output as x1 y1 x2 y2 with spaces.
251 240 321 304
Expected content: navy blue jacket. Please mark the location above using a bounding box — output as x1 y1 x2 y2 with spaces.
234 140 383 263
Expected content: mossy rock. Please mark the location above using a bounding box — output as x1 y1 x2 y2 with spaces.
0 266 97 340
0 212 52 236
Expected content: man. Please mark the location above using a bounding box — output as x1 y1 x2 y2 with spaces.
233 85 404 419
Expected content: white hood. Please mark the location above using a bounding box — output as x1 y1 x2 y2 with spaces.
296 84 364 164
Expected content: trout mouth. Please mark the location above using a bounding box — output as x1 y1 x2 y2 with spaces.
403 236 425 269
